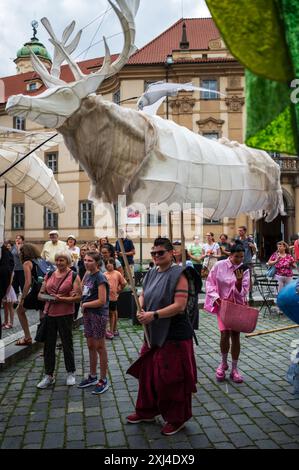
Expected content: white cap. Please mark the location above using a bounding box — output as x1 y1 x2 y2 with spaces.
48 230 59 236
67 234 76 240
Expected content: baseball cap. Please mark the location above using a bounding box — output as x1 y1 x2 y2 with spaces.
49 230 59 236
67 234 76 241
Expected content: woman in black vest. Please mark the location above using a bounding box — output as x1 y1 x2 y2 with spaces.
126 238 197 436
0 245 14 339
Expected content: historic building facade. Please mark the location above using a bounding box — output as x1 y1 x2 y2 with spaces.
0 18 298 259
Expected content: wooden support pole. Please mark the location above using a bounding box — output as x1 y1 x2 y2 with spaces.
181 211 186 267
118 237 151 348
168 211 173 243
246 324 299 338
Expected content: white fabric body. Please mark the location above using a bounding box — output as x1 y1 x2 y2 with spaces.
129 114 284 221
0 129 65 213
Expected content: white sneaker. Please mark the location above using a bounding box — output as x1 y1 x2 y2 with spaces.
66 372 76 386
37 375 55 389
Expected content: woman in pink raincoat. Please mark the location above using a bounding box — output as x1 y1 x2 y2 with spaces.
204 245 250 383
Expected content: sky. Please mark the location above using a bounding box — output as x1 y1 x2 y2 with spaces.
0 0 211 78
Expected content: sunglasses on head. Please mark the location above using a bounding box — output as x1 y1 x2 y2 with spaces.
150 250 168 257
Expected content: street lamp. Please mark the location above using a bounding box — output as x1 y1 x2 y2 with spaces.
165 54 174 119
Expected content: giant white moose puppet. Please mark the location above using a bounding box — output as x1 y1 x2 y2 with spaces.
6 0 284 221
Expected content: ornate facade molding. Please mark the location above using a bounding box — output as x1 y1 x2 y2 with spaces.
196 116 225 136
170 92 195 115
225 95 245 112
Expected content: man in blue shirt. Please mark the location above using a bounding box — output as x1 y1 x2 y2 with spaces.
115 236 135 280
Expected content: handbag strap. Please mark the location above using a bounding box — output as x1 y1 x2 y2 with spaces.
46 270 72 295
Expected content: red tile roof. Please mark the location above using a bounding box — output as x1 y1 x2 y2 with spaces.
128 18 221 65
1 18 232 103
1 55 118 102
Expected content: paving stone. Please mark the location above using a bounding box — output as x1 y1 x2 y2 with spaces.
188 434 212 449
149 439 172 449
104 418 123 432
218 418 241 434
67 426 85 441
214 442 236 449
267 412 293 426
24 432 43 445
5 426 26 437
196 415 218 428
231 414 253 426
66 441 85 449
86 431 106 447
106 431 127 448
229 432 254 448
26 422 45 432
1 437 23 449
282 443 299 449
66 413 84 425
46 420 65 433
204 427 229 443
268 431 296 445
255 440 280 449
253 417 280 433
29 411 48 421
127 435 150 449
243 424 271 441
43 433 65 448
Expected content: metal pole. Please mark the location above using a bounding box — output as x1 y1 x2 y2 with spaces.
3 182 8 210
139 217 143 270
166 66 169 120
181 211 186 267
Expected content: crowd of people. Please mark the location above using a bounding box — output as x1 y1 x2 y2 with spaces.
0 227 298 436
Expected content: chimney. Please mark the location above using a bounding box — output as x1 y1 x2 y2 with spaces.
180 22 189 50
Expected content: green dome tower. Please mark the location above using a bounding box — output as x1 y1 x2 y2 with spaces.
14 20 52 74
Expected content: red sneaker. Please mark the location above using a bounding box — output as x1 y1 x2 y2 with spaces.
127 413 156 424
161 422 185 436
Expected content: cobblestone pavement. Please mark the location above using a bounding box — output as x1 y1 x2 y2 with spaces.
0 310 299 449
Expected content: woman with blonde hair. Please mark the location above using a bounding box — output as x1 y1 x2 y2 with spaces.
37 251 82 389
267 241 296 292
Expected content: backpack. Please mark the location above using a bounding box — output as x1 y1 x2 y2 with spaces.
183 267 201 345
32 258 56 280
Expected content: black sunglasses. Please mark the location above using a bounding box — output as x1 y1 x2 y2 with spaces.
150 250 168 257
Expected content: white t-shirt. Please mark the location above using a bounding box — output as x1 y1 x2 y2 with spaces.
67 246 81 267
202 243 220 256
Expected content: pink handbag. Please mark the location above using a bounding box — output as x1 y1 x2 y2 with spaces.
219 299 259 333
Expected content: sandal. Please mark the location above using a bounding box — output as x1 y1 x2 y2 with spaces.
15 337 32 346
230 369 244 384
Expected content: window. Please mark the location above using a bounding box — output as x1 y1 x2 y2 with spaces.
113 89 120 105
269 152 281 159
147 213 166 226
80 201 94 228
204 218 222 224
12 204 24 230
201 79 218 100
13 116 25 130
44 208 58 230
46 152 58 173
28 82 37 91
203 132 219 140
